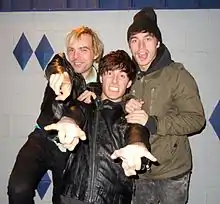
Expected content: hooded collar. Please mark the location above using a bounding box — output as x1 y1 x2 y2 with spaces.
135 44 173 79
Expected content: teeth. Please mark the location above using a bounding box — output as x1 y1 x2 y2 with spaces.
109 87 119 91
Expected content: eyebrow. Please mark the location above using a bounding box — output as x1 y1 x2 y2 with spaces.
79 46 89 49
143 33 154 37
67 46 90 50
131 32 154 39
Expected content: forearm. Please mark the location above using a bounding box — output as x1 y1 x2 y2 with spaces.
62 102 86 127
125 124 151 150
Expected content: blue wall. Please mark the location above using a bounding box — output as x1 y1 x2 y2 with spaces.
1 0 220 11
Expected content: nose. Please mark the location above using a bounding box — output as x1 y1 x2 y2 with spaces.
138 40 146 50
112 73 118 84
70 50 79 60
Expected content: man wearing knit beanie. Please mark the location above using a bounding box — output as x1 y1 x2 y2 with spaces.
125 7 205 204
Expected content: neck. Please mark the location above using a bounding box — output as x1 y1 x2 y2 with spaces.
100 94 122 103
140 64 150 72
83 67 96 83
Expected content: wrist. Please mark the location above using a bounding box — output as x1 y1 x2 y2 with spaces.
145 115 158 134
60 116 76 124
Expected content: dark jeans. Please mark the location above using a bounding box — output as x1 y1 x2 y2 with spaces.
7 128 70 204
133 172 191 204
60 195 87 204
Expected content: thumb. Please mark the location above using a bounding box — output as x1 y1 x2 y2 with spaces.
44 123 59 131
111 149 123 160
143 149 157 162
78 130 87 141
55 94 66 101
140 100 144 106
63 72 71 83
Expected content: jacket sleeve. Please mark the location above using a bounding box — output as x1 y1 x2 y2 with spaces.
147 64 206 136
62 101 87 128
125 124 151 150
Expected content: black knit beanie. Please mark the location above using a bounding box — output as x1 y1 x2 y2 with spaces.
127 7 162 43
133 7 157 24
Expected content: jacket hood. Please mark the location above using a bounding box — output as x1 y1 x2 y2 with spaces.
135 44 173 79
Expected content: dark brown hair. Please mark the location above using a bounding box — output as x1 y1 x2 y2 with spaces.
98 50 137 82
45 53 86 99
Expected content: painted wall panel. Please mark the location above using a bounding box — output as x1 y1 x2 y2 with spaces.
32 0 67 10
99 0 131 9
199 0 220 8
11 0 32 11
165 0 198 9
131 0 165 9
67 0 98 9
1 0 220 11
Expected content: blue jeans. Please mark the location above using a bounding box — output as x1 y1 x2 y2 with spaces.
133 172 191 204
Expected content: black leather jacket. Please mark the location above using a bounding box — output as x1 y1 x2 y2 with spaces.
36 53 86 129
62 99 150 204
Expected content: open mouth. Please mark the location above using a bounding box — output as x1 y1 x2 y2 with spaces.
74 62 83 67
137 52 148 61
109 86 119 92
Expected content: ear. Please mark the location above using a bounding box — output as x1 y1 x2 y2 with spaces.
156 41 160 48
99 75 103 83
93 54 98 61
126 80 132 89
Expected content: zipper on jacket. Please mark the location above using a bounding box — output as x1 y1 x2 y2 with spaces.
140 77 145 99
149 88 155 114
139 77 155 115
132 178 136 197
88 110 99 203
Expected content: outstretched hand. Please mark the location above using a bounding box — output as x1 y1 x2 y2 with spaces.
44 117 86 151
111 143 157 177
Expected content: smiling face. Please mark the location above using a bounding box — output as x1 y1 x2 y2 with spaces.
100 69 132 102
98 50 136 102
66 33 96 78
129 31 159 71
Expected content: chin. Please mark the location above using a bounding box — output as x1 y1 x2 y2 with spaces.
75 68 85 74
107 95 119 101
139 60 148 66
73 68 81 73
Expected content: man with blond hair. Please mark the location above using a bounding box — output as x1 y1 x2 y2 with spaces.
8 26 104 204
48 26 104 101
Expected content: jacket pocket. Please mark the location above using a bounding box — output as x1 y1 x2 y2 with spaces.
151 136 173 165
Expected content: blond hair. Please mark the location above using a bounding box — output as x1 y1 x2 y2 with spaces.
66 26 104 63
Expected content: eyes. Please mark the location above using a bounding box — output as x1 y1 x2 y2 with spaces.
130 36 153 44
67 47 89 54
106 71 127 79
130 38 137 44
80 48 88 53
67 48 74 53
